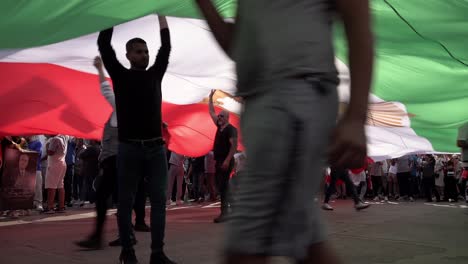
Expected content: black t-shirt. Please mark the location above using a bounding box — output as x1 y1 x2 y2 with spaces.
213 124 237 162
191 156 205 174
98 28 171 140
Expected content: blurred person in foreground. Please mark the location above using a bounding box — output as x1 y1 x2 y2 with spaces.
195 0 373 263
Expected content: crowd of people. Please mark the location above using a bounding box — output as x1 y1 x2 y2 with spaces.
322 154 468 211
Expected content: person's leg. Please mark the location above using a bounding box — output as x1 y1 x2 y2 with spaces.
80 171 88 204
359 181 367 201
226 79 339 263
298 242 342 264
208 173 217 200
166 166 176 202
75 156 117 249
323 172 338 204
72 171 79 201
143 144 174 262
117 143 143 253
64 165 74 205
381 174 388 199
198 172 207 201
34 171 43 210
45 164 59 211
450 177 457 200
371 176 381 198
47 189 56 210
57 163 67 210
58 188 65 209
422 178 431 201
176 165 184 202
461 178 468 201
134 176 147 225
341 173 360 205
95 156 117 237
407 173 415 199
192 169 200 201
432 177 440 202
216 162 233 218
397 173 405 197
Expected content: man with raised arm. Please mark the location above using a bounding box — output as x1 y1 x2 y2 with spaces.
97 15 176 264
208 89 238 223
195 0 374 263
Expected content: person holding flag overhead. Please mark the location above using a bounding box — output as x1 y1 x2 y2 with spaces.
97 13 176 264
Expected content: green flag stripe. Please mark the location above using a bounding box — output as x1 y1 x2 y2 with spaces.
335 0 468 152
0 0 236 49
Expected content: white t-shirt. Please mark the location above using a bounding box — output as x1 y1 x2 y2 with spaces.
169 152 184 167
349 171 366 186
47 135 67 164
389 165 398 175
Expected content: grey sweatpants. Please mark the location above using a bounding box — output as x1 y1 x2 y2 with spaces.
225 77 338 260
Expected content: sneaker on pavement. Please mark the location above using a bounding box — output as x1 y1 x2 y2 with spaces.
43 209 55 214
75 236 102 250
134 223 151 232
150 251 177 264
384 197 389 202
55 207 67 213
355 202 371 211
409 197 415 202
119 248 139 264
322 203 334 211
36 205 44 212
213 214 228 223
109 237 137 247
373 197 380 202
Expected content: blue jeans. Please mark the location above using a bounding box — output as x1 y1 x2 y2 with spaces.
117 141 168 252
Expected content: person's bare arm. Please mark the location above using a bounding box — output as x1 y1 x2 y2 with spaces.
158 15 168 29
194 0 235 55
328 0 374 169
94 56 107 84
208 89 218 125
94 56 116 110
337 0 373 122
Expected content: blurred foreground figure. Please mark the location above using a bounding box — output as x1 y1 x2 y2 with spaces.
195 0 374 263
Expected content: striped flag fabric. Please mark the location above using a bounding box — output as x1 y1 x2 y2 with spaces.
0 0 467 158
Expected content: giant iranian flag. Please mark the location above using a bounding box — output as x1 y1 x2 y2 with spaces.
0 0 467 159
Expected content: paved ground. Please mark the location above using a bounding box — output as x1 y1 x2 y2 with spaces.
0 199 467 264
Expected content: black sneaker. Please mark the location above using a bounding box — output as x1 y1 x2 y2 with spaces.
109 237 138 247
134 223 151 232
75 235 102 250
213 214 228 223
55 207 66 213
150 251 177 264
119 249 138 264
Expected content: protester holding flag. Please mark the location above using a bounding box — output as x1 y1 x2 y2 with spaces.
75 56 121 250
97 13 175 264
